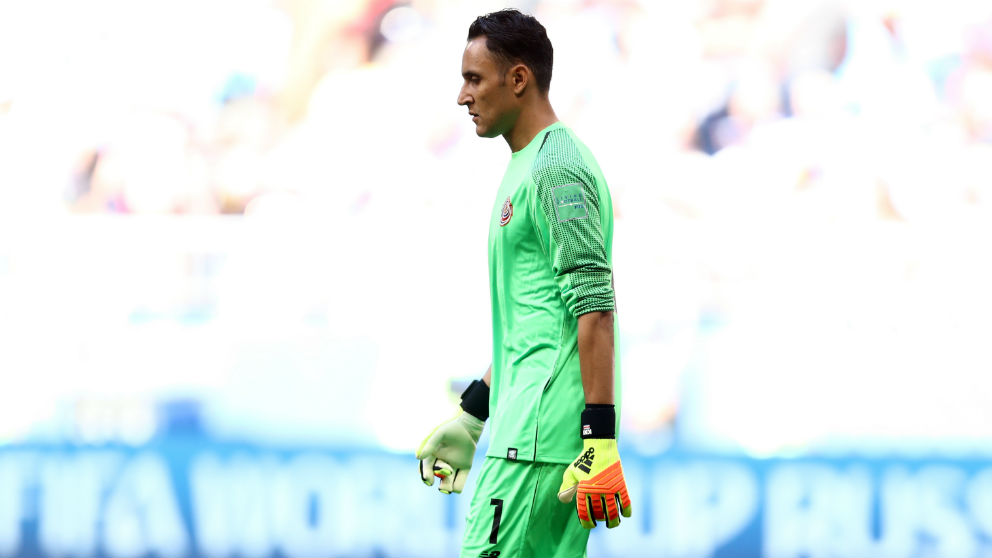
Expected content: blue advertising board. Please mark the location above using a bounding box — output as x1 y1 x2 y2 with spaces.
2 443 992 557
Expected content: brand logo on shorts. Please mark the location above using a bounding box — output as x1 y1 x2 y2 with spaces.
575 447 595 473
499 197 513 226
480 551 501 558
506 448 518 461
582 424 592 436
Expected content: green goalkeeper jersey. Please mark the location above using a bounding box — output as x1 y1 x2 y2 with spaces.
486 121 620 465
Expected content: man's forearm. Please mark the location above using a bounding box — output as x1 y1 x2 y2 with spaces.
577 311 614 404
482 365 492 387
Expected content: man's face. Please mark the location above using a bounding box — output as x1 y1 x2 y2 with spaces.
457 37 519 138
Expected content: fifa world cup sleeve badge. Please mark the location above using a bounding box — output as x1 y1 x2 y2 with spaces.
499 197 513 226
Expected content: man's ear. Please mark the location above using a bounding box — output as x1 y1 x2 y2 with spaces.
509 63 529 96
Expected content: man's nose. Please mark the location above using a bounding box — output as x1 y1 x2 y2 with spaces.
457 87 470 106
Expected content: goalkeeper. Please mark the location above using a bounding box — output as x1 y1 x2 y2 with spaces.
417 8 631 558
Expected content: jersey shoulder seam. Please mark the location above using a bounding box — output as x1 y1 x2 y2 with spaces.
530 128 590 185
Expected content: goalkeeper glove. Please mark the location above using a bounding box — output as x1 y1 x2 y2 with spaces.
558 404 632 528
416 379 488 494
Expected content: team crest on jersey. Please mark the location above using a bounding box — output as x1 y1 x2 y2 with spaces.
499 197 513 226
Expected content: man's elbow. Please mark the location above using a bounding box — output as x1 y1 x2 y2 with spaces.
558 264 614 318
577 309 614 328
570 292 616 318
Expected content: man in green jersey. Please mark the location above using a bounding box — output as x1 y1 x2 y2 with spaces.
416 9 631 558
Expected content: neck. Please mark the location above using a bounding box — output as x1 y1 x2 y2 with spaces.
504 98 558 153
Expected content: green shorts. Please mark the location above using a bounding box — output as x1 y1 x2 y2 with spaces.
460 457 590 558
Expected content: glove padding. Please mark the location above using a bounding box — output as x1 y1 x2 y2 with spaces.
416 411 484 494
558 438 633 528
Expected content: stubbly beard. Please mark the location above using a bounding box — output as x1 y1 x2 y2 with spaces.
478 122 501 138
479 110 515 139
474 116 499 138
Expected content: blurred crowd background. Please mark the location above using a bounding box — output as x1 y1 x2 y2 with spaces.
2 0 992 556
2 0 991 452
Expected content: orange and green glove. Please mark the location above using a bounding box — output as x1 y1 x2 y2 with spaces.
416 379 488 494
558 404 632 528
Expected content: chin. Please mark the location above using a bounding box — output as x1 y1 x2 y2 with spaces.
477 125 501 139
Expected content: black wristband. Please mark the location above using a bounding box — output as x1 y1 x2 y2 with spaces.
460 379 490 421
581 404 616 439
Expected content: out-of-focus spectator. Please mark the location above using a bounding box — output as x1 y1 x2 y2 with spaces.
2 0 986 224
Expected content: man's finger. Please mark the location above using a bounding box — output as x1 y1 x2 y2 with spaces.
575 492 594 529
419 457 436 486
619 486 632 518
451 468 469 493
581 494 597 528
438 470 456 493
603 494 620 528
434 458 456 493
433 458 453 478
589 492 606 522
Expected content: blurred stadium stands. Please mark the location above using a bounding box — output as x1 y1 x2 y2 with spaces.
1 0 992 556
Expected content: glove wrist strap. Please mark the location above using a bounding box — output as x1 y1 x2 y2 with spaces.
581 404 615 439
460 379 490 422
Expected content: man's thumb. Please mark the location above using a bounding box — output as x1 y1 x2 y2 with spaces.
416 431 440 460
558 467 579 503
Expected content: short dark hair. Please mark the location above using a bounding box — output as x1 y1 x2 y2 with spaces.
468 9 553 93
